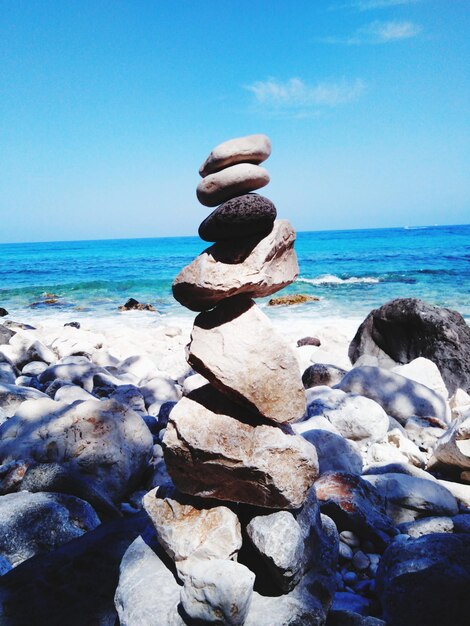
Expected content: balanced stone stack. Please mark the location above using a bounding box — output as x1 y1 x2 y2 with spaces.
137 135 338 626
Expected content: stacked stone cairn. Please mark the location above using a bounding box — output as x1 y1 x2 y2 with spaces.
141 135 339 625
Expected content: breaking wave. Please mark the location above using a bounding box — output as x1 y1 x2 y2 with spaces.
298 274 381 285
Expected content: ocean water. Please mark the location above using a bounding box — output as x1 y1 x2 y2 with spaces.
0 224 469 325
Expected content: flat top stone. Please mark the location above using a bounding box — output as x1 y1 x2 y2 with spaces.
199 134 271 177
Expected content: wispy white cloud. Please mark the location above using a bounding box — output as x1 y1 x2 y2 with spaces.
246 78 365 114
332 0 421 11
322 20 422 44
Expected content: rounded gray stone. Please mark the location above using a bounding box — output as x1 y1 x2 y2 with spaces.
196 163 270 207
198 193 276 242
199 134 271 177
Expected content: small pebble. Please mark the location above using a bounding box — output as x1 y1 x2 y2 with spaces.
343 571 358 585
339 542 354 560
340 530 360 548
352 550 370 571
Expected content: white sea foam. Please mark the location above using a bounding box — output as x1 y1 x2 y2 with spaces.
298 274 380 285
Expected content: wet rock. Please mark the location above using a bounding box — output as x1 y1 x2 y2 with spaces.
433 414 470 470
302 363 346 388
180 558 255 625
362 473 458 523
303 386 388 442
331 593 370 616
163 386 318 509
268 294 320 306
337 365 449 425
197 163 270 207
173 220 299 312
199 193 276 242
0 491 100 568
349 298 470 395
188 298 305 424
0 398 153 502
376 533 470 626
142 486 241 566
199 133 271 177
0 309 8 318
64 321 80 329
118 298 156 312
315 472 397 549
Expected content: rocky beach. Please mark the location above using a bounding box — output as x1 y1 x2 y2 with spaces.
0 135 470 626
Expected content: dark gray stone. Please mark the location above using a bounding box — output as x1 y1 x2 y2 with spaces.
376 533 470 626
302 363 347 389
327 611 386 625
301 429 363 475
0 491 100 568
297 336 321 347
349 298 470 394
0 309 8 318
198 193 276 242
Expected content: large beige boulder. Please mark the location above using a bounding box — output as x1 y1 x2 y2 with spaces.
199 134 271 177
188 298 306 424
433 415 470 470
142 486 241 566
163 386 318 509
173 220 298 312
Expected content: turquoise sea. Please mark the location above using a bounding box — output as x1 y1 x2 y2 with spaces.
1 224 469 323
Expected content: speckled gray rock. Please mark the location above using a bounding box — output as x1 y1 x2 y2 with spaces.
198 193 276 242
0 398 153 502
142 486 241 567
163 385 318 509
337 365 449 425
173 220 298 312
188 298 305 424
0 491 100 568
199 134 271 178
115 535 184 626
180 558 255 625
398 516 454 537
197 163 270 207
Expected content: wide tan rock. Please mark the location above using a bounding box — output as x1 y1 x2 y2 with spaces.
199 134 272 177
163 385 318 509
143 486 241 566
173 220 298 312
196 163 269 207
188 297 306 423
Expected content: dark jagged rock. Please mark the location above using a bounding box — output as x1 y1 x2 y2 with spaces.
198 193 276 242
0 308 8 318
376 533 470 626
0 512 148 626
64 321 81 329
118 298 156 312
349 298 470 394
297 336 321 347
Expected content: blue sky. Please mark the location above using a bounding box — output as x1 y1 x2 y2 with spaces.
0 0 469 243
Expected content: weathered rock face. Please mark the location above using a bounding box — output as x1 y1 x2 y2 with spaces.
336 365 448 425
0 398 153 502
0 382 49 418
315 472 397 549
362 473 458 523
188 298 306 424
376 533 470 626
163 386 318 509
433 415 470 469
0 491 100 569
197 163 270 207
180 558 255 626
198 193 276 242
142 486 241 565
349 298 470 394
199 134 272 177
173 220 299 312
